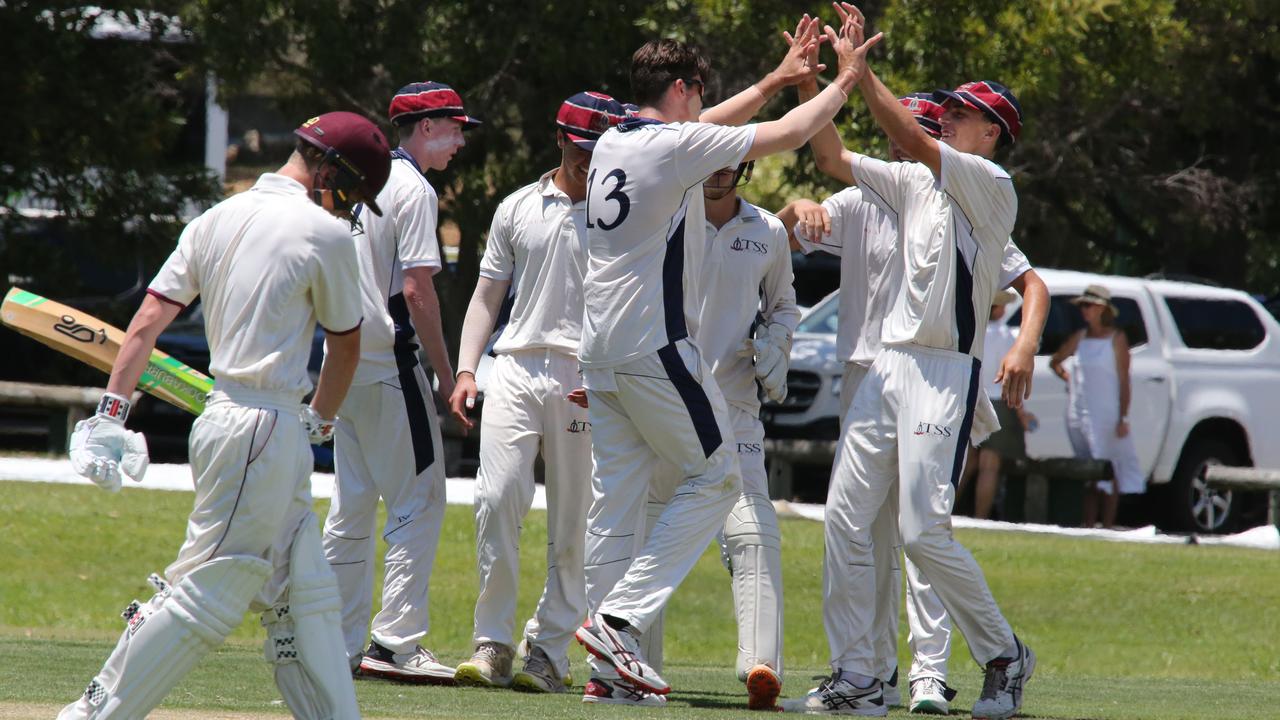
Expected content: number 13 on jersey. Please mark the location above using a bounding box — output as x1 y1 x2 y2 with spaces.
586 168 630 230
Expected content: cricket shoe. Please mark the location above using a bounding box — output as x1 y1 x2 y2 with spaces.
455 641 515 688
779 674 887 716
971 638 1036 720
908 676 957 714
512 644 569 693
574 613 669 694
745 664 782 711
582 677 668 706
881 668 901 707
359 641 457 685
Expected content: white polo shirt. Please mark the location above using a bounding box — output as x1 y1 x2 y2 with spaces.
346 148 443 386
149 173 362 399
796 187 1029 367
479 169 587 356
697 201 800 413
795 187 897 365
578 118 756 368
853 141 1018 363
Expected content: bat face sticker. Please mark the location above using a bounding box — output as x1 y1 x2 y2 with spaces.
54 314 107 344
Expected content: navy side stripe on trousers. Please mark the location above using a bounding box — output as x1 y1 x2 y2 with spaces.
949 357 982 487
398 364 436 475
656 343 722 458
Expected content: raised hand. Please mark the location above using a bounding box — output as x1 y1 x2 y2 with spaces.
825 1 883 86
774 14 828 88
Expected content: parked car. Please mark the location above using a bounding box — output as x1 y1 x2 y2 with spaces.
765 269 1280 533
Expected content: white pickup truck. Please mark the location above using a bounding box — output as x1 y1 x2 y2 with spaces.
765 268 1280 533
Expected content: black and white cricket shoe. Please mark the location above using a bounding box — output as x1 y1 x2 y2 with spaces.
972 638 1036 720
779 673 888 716
573 613 669 695
582 676 667 706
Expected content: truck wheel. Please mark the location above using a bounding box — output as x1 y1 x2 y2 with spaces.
1165 438 1241 534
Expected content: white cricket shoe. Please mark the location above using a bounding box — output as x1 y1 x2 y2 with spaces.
512 644 569 693
779 674 888 716
359 641 457 685
908 676 956 714
455 641 515 688
574 613 669 694
582 677 667 706
971 639 1036 720
745 664 782 711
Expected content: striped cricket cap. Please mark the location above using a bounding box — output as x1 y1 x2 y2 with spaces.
389 81 482 129
557 91 627 150
933 80 1023 143
899 93 944 138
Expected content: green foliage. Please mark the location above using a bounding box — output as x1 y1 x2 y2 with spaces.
0 3 221 301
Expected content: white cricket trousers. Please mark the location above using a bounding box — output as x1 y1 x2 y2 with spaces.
471 349 592 677
582 339 742 641
643 403 783 679
825 344 1014 676
168 387 315 607
322 362 447 657
840 362 953 683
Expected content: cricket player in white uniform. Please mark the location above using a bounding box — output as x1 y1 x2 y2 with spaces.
572 23 883 704
640 161 800 711
780 87 1047 714
784 7 1039 718
446 91 627 694
60 111 390 719
320 81 479 684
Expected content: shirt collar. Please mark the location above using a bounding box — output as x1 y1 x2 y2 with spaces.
252 173 307 196
538 168 570 199
706 198 762 233
392 146 423 175
618 116 665 132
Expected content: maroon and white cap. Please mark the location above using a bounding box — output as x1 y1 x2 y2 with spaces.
933 81 1023 144
556 91 627 150
294 112 392 216
388 81 482 129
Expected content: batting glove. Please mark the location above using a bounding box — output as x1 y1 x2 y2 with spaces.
69 392 149 492
301 405 336 445
749 323 792 404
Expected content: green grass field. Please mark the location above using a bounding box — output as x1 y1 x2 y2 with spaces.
1 480 1277 719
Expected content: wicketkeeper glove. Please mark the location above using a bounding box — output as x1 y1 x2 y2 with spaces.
301 405 337 445
69 392 150 492
739 322 792 404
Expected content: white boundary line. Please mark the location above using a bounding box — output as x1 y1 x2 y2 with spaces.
2 456 1275 551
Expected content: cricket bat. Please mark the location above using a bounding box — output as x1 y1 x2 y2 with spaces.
1 286 212 415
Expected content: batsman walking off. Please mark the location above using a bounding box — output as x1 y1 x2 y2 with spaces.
59 111 390 719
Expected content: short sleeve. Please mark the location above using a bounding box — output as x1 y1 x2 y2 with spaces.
479 199 515 281
674 122 757 187
851 154 909 218
147 218 203 308
938 141 1017 236
999 237 1031 288
397 184 442 273
312 231 363 334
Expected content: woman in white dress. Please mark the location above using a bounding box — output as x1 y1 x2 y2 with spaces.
1050 284 1144 528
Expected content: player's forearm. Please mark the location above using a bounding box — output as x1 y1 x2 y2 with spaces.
700 74 785 126
456 276 509 377
404 270 455 381
745 74 856 161
1010 270 1049 356
311 328 360 418
106 295 180 400
857 69 939 174
798 81 856 184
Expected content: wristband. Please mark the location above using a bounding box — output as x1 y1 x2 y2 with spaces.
96 392 132 422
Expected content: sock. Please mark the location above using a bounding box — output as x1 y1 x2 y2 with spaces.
838 670 876 689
